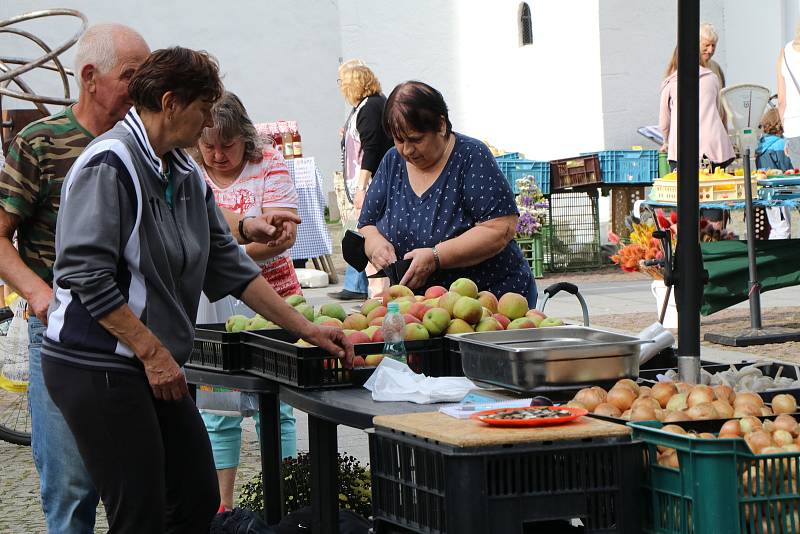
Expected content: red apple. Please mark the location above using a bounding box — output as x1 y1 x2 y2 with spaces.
493 314 511 329
345 331 372 344
403 313 422 325
370 328 385 342
366 306 387 323
424 285 448 299
409 302 431 321
477 291 499 313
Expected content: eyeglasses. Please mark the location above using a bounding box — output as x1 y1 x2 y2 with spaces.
336 78 342 86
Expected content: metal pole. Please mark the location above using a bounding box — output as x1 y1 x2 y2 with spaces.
742 148 762 329
676 0 702 384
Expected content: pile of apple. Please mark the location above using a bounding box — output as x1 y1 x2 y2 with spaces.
568 379 798 423
223 277 564 368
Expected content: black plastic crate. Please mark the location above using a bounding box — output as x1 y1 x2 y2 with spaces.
187 323 252 372
640 361 800 404
369 428 643 534
244 331 461 389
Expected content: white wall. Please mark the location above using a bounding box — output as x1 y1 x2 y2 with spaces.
0 1 344 191
723 0 785 91
339 0 604 162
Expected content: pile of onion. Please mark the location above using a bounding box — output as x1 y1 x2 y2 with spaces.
567 379 788 424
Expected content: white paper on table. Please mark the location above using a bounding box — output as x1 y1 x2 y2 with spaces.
363 358 477 404
439 399 533 419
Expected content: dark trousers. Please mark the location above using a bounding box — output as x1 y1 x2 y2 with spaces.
43 358 219 534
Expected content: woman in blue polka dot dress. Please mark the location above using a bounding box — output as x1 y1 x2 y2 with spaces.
358 81 536 306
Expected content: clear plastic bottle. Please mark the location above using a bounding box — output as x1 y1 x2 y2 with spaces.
382 302 407 364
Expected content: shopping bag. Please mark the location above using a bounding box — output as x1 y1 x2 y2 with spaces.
196 385 259 417
0 299 29 383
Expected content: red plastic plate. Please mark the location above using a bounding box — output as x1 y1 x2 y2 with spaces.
471 406 588 427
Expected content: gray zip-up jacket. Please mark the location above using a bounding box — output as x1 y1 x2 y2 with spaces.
43 108 261 372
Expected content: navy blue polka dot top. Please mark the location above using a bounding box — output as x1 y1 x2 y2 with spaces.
358 133 533 297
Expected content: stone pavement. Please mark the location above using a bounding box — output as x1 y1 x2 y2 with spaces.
3 271 800 531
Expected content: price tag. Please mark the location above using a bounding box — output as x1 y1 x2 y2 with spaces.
291 157 316 189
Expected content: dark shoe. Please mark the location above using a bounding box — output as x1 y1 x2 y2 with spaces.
327 290 368 301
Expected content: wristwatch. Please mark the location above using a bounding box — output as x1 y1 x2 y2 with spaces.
238 216 255 244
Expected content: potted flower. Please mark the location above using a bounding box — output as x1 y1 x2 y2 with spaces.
514 176 549 278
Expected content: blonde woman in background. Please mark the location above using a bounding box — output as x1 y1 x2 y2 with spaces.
328 59 393 301
701 23 725 87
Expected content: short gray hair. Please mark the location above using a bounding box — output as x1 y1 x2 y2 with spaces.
700 23 718 43
73 24 132 78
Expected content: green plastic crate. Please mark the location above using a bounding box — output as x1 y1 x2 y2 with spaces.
516 234 545 278
629 420 800 534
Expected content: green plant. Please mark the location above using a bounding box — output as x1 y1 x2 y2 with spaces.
239 452 372 519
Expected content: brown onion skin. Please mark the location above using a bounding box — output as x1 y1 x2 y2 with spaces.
593 402 622 418
712 384 735 404
711 400 734 419
663 410 691 423
734 392 765 409
771 394 798 415
719 419 742 437
686 402 719 421
573 388 604 412
652 383 677 408
687 385 715 408
605 387 636 412
774 414 799 435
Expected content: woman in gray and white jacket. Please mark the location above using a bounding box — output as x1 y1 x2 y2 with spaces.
42 47 353 534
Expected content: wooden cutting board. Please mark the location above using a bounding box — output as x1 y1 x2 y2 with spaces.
372 412 631 448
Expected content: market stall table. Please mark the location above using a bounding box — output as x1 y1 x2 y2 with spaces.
184 368 285 524
277 385 454 534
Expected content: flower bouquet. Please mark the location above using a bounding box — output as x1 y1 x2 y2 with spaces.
513 176 549 277
514 176 548 237
609 209 738 279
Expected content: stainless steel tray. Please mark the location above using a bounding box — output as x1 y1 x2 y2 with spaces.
447 327 649 393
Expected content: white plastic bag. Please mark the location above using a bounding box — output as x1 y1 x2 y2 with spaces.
363 358 476 404
0 299 29 382
196 385 259 417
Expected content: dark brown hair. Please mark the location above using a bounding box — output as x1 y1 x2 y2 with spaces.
383 81 452 141
128 47 223 112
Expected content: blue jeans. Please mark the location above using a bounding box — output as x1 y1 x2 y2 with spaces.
343 265 368 294
28 316 99 533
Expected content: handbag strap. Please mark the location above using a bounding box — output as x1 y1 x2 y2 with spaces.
784 49 800 95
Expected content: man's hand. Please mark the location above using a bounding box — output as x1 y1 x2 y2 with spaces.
140 346 188 401
302 324 356 368
28 285 53 325
400 248 436 289
244 210 301 244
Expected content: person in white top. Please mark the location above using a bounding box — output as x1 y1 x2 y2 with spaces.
778 28 800 167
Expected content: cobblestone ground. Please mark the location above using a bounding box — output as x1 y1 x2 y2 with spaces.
0 409 369 533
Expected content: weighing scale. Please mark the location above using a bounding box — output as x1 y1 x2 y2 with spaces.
704 84 800 346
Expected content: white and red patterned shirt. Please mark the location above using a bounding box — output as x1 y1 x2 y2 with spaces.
204 146 302 297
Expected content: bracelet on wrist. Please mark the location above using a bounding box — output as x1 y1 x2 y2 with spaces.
432 246 441 270
238 216 255 244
